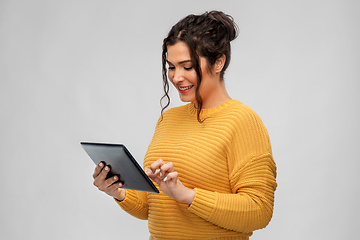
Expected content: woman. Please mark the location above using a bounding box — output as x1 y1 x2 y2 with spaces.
93 11 277 240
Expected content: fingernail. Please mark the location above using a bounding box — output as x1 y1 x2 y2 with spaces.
119 182 122 187
160 172 163 177
105 166 109 171
114 176 117 180
163 176 167 182
99 162 103 167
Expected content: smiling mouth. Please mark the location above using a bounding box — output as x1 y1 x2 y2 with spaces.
178 85 194 91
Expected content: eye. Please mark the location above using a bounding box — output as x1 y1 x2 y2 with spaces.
168 66 175 70
184 66 193 70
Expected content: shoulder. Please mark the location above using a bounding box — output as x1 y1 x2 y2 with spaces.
221 100 265 128
223 101 270 148
225 101 272 161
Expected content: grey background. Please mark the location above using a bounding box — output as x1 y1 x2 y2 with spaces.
1 0 359 239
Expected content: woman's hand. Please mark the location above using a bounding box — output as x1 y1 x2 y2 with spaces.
93 162 126 201
145 159 195 205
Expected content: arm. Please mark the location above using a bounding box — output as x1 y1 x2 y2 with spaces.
188 153 277 233
189 108 277 233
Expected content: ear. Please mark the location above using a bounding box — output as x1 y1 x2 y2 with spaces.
214 54 226 74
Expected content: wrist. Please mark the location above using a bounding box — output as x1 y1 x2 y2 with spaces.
114 189 126 202
183 188 195 205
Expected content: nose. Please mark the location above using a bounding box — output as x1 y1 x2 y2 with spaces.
172 69 184 83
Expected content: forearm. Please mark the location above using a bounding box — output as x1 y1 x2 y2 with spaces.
188 187 275 233
188 155 277 233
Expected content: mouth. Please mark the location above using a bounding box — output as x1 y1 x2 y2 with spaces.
178 85 194 92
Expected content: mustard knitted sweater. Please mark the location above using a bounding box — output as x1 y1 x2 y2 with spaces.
117 100 277 240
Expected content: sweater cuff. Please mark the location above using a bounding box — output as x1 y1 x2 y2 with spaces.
188 188 216 220
114 190 138 212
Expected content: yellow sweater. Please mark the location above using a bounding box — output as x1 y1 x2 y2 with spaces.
117 100 277 240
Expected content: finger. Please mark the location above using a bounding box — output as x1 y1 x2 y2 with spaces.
164 171 179 184
106 175 122 187
92 162 105 179
150 159 166 173
98 175 121 192
145 168 152 176
145 168 162 185
160 162 174 179
146 167 160 176
108 181 123 193
100 165 111 178
93 164 110 187
106 176 123 191
154 168 161 177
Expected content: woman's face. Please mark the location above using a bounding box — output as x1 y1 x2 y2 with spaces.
166 41 218 106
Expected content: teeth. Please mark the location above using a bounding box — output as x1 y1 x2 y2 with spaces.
179 86 192 90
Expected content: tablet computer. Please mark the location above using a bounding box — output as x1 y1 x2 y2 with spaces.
81 142 159 193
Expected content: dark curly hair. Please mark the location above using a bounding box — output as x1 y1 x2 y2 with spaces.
161 11 238 122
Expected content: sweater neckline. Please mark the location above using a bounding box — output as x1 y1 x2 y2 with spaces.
187 99 239 118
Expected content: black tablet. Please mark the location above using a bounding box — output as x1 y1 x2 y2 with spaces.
81 142 159 193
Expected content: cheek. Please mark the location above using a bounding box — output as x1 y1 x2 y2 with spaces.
168 73 175 87
168 70 174 81
188 71 198 84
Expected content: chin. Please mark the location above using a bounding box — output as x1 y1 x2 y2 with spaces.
179 95 195 103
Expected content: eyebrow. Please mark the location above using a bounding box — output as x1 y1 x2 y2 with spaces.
166 59 192 65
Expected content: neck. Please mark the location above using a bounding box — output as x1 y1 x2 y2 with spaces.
195 80 232 109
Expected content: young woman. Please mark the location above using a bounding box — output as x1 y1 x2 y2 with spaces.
93 11 277 240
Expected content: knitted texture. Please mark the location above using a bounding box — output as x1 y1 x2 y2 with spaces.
116 100 277 240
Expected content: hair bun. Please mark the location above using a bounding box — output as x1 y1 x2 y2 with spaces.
207 11 238 41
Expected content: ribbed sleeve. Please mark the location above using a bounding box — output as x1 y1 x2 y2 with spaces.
115 189 148 220
188 188 216 219
188 154 277 233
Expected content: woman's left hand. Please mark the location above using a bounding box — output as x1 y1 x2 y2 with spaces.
145 159 195 205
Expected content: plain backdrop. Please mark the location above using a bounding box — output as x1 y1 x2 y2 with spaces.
1 0 359 239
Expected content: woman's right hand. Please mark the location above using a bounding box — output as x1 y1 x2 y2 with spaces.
92 162 126 201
